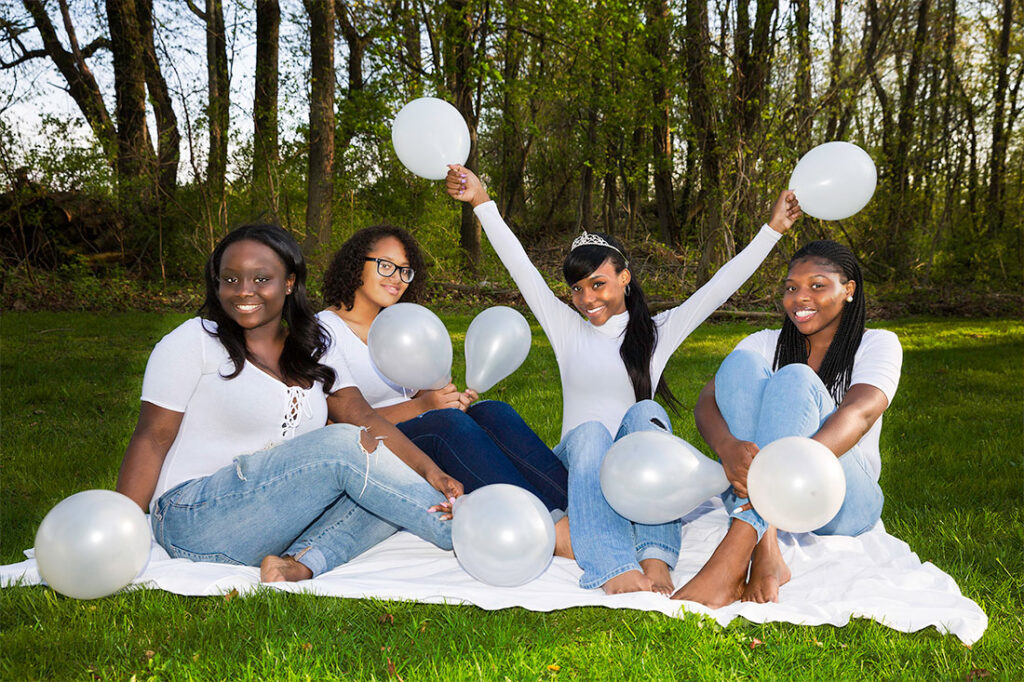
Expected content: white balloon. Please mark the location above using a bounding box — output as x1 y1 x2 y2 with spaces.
368 303 453 391
464 307 532 393
451 484 555 587
600 430 731 525
747 436 847 533
34 490 151 600
391 98 471 180
788 141 877 220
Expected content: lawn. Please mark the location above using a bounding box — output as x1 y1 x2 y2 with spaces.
1 311 1021 680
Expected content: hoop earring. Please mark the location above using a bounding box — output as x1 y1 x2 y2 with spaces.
625 284 631 296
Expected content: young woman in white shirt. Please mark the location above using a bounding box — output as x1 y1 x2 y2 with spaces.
671 240 901 607
447 165 801 594
116 224 462 583
317 225 572 554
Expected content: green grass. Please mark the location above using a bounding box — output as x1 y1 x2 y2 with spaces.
2 312 1021 680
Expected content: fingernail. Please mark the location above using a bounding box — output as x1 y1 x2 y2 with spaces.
449 496 456 503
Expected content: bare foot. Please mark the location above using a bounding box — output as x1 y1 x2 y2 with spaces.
260 554 313 583
671 521 757 609
602 570 653 595
741 528 791 603
554 516 574 559
639 558 674 595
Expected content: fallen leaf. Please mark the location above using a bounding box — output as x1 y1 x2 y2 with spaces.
223 589 238 602
144 650 155 660
547 664 561 672
301 642 313 652
749 638 763 650
386 658 403 681
966 669 991 680
378 613 395 625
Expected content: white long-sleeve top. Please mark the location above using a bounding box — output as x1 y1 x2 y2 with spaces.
474 201 782 439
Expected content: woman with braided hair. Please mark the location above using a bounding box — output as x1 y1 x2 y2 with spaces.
671 240 902 607
447 164 801 595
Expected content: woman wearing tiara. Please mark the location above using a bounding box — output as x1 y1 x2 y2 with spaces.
447 165 801 595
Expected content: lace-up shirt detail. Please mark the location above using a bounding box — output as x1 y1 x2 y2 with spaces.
281 386 314 438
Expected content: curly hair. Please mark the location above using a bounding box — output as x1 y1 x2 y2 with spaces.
199 223 335 392
322 224 427 310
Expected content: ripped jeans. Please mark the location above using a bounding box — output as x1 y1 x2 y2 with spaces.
150 423 451 577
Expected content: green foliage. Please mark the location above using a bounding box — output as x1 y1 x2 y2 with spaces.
1 313 1022 679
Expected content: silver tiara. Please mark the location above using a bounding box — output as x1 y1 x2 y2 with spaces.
570 231 626 261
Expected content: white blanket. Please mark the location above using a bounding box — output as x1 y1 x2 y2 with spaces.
1 499 987 645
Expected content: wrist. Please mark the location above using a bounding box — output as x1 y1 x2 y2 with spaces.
767 217 786 233
470 192 491 208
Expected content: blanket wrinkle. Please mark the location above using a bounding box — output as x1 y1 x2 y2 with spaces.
1 499 987 645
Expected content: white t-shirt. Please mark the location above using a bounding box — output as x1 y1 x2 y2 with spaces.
733 328 903 480
141 317 329 511
474 200 782 439
317 310 412 407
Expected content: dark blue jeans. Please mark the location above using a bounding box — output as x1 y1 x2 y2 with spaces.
396 400 568 512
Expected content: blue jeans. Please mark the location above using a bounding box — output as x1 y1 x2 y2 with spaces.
397 400 568 513
151 424 451 577
715 349 884 541
553 400 682 589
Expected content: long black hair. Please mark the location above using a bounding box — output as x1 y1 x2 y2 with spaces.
563 233 681 413
322 224 427 309
199 224 335 392
773 240 865 402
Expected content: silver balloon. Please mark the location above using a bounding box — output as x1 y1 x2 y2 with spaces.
600 430 730 525
368 302 453 391
464 307 532 393
34 490 152 599
451 484 555 586
747 436 847 533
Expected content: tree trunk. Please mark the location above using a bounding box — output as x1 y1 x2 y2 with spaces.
137 0 179 207
22 0 116 160
647 0 676 246
444 0 481 270
985 0 1013 239
253 0 280 220
794 0 812 146
304 0 335 253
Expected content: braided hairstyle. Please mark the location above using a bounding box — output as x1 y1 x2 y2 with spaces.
322 224 427 310
563 233 681 413
199 224 336 392
773 240 865 402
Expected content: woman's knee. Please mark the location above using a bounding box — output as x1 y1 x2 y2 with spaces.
561 421 612 465
465 399 515 423
620 399 671 434
717 349 771 384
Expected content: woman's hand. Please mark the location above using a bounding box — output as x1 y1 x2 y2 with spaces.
718 437 759 498
416 383 468 412
767 190 802 234
426 471 464 520
446 164 491 208
460 388 479 410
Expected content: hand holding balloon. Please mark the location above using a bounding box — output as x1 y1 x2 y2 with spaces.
767 190 803 234
446 165 490 207
415 383 469 412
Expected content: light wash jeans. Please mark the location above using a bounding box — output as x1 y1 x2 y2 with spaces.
151 423 451 577
715 349 884 541
552 400 681 589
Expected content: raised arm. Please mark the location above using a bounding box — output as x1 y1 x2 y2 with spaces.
116 402 184 512
328 386 463 500
446 164 578 349
653 191 801 365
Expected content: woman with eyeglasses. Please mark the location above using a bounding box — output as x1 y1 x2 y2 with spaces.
318 225 573 556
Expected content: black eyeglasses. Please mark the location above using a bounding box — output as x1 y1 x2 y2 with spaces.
365 257 415 283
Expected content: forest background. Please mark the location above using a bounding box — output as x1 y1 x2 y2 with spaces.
1 0 1021 314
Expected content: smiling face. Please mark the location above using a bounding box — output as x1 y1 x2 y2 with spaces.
783 257 856 343
356 236 411 311
569 258 631 326
216 239 295 334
